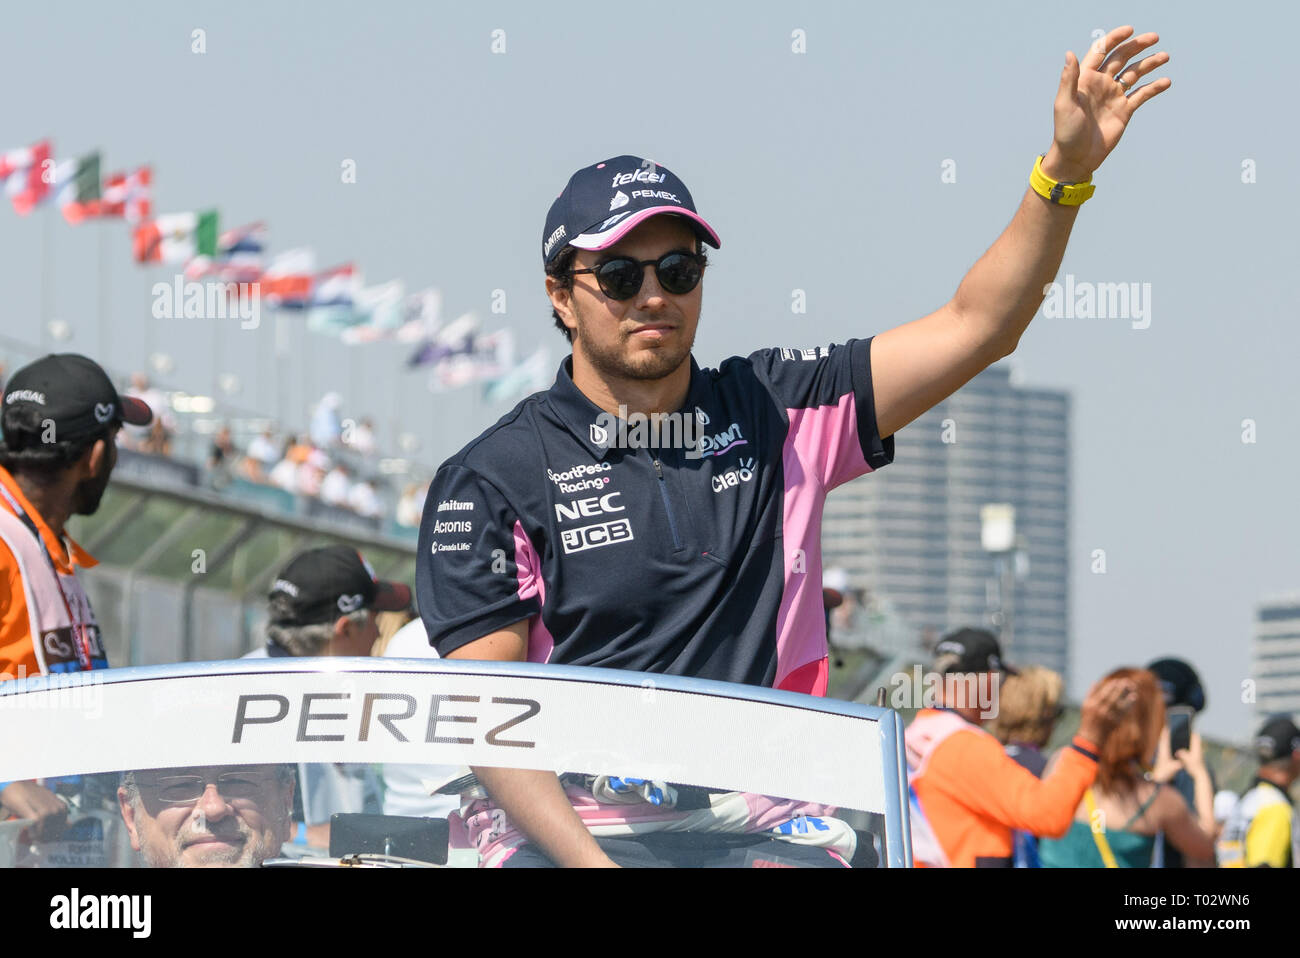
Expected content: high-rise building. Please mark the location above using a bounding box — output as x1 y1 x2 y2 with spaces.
823 364 1071 679
1253 594 1300 717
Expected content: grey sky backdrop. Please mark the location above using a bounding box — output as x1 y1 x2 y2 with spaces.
2 1 1295 741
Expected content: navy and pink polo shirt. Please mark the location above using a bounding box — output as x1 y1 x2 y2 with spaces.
416 338 893 696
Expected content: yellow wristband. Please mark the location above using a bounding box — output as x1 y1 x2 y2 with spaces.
1030 154 1095 206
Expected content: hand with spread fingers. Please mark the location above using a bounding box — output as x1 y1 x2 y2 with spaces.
1077 675 1140 745
1042 25 1172 183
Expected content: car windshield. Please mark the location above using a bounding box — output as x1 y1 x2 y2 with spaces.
0 658 909 868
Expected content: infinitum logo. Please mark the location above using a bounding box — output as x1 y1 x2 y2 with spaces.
49 888 151 938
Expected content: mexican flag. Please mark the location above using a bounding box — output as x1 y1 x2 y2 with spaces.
55 151 102 224
133 210 219 265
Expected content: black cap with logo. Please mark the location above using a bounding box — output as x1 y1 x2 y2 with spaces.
542 155 721 266
268 545 412 626
931 628 1019 676
2 354 152 445
1146 657 1206 713
1254 715 1300 763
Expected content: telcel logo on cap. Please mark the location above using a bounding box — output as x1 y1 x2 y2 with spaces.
611 168 665 187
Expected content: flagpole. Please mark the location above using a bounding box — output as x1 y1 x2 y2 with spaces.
348 341 358 421
98 220 109 360
211 308 221 399
275 312 287 433
391 346 400 468
40 206 53 352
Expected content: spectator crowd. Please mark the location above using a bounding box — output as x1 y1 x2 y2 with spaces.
904 632 1299 869
112 373 432 528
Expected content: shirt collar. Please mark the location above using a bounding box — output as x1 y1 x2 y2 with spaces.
1253 777 1295 805
545 353 712 459
0 465 98 572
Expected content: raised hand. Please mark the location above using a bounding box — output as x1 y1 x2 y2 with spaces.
1077 675 1138 745
1043 26 1172 182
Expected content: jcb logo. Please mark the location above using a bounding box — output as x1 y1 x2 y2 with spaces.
554 491 623 523
560 518 634 554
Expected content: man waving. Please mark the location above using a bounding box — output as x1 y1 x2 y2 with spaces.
417 26 1172 867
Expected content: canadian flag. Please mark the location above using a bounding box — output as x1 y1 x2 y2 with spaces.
0 140 53 215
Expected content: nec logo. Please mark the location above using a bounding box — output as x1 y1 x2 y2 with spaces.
561 518 634 554
611 168 666 187
555 491 624 523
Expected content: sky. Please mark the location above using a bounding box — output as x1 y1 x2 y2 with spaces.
2 0 1295 741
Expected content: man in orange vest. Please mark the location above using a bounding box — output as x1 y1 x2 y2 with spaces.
0 354 152 837
905 628 1136 867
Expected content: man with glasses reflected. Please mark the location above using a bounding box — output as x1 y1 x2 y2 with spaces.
116 765 294 868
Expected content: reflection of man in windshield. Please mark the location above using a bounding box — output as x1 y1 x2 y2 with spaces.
243 545 412 846
116 765 294 868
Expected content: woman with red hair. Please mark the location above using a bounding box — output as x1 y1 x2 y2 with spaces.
1039 667 1217 867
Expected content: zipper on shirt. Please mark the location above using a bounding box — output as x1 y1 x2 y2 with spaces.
651 452 683 550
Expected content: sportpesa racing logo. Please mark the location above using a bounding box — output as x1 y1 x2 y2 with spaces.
547 462 612 494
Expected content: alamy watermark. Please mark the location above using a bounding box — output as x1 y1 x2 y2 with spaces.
151 278 261 330
886 665 1001 720
0 667 104 719
591 406 710 459
1042 274 1151 329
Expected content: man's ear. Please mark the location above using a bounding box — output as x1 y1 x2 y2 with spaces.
82 436 111 480
117 787 143 851
331 614 351 648
545 277 578 336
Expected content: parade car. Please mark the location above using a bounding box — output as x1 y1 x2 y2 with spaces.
0 658 911 868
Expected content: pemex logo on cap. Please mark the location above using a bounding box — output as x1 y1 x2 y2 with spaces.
609 190 630 211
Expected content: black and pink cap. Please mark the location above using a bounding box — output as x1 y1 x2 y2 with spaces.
542 155 721 266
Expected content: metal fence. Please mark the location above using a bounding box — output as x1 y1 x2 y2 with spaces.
71 473 417 665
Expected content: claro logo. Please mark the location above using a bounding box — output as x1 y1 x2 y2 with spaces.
232 692 541 748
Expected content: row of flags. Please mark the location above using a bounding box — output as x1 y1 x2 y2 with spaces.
1 137 552 402
1 143 151 223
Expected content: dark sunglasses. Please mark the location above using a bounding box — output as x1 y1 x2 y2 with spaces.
569 251 705 300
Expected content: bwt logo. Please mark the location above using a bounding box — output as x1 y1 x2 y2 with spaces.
560 518 634 554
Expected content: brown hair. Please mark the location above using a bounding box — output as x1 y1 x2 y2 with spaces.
1095 667 1166 792
990 665 1064 747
